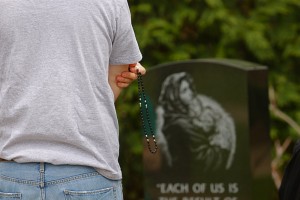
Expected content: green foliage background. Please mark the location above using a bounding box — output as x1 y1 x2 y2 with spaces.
116 0 300 199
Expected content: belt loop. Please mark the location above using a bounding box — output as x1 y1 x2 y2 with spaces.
40 162 45 173
39 162 45 188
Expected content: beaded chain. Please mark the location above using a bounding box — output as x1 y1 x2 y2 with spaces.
136 67 158 154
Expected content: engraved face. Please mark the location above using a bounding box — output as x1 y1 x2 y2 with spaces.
179 80 194 106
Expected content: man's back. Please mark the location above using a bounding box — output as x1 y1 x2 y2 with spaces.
0 0 142 180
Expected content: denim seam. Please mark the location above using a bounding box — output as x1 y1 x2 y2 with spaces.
114 187 117 200
45 172 100 186
0 175 39 186
64 187 113 195
0 192 22 198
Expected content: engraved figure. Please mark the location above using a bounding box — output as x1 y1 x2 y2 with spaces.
156 72 236 173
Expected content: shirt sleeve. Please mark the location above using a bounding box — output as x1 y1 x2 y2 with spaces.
109 1 142 65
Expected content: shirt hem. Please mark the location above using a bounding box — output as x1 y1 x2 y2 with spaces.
95 167 122 180
109 53 142 65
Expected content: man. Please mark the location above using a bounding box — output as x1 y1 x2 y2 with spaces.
0 0 144 199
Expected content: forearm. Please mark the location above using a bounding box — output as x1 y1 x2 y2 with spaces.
108 65 127 101
110 83 122 102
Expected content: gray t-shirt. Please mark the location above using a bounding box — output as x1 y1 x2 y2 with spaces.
0 0 142 180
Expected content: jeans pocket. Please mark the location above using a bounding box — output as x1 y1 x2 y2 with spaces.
0 191 22 199
64 187 115 200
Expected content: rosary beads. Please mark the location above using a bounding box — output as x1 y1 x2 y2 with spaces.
136 67 158 154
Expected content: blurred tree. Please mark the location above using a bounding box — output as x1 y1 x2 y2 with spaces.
117 0 300 199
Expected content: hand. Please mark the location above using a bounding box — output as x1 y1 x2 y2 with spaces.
128 62 146 75
115 63 146 88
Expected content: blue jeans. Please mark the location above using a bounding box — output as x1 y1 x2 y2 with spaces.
0 162 123 200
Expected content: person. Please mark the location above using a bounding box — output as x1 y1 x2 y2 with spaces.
155 72 235 179
279 140 300 200
0 0 145 199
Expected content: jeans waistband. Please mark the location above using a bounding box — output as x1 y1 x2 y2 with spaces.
0 162 102 185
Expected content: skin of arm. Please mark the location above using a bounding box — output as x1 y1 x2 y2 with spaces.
108 63 146 101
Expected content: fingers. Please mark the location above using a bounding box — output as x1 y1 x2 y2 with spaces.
116 82 130 88
121 71 137 80
115 74 135 88
116 74 136 83
128 63 137 72
136 63 146 75
116 62 146 88
128 62 146 75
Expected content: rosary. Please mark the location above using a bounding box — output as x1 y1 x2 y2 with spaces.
130 64 158 154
